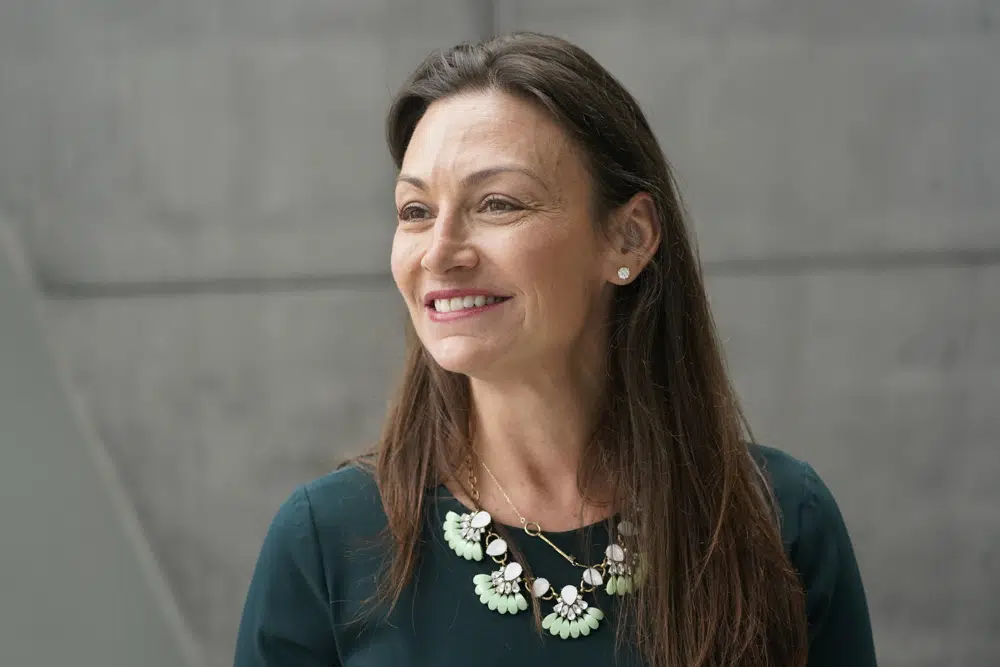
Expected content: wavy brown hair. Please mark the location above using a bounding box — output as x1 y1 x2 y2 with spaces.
371 32 807 667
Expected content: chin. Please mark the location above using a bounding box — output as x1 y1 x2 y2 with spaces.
425 338 501 377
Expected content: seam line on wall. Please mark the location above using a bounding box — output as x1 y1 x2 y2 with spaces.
36 247 1000 300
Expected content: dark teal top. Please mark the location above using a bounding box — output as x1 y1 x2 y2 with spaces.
235 445 876 666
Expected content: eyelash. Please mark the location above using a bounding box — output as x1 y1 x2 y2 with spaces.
481 196 522 214
397 204 430 222
396 197 522 222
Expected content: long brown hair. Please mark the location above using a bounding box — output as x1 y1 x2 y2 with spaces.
372 32 807 667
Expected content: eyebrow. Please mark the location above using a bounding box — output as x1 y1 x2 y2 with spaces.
396 165 549 192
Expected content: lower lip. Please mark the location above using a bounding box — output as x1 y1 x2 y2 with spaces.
426 298 509 322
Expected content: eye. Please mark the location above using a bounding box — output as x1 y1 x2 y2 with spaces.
397 203 431 222
481 196 521 213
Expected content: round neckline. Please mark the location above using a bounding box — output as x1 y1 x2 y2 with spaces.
433 484 617 539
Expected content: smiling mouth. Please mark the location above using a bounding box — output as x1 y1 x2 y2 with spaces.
429 295 511 313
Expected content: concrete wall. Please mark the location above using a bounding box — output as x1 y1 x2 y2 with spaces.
0 1 997 666
0 220 198 667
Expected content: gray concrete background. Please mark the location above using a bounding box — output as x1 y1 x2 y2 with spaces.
0 1 997 666
0 221 198 667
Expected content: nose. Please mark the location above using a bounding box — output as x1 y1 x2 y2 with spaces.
420 207 478 274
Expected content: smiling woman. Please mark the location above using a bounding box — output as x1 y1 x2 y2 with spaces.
390 91 647 380
235 33 877 667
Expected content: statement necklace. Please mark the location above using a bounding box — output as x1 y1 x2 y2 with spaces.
442 456 645 639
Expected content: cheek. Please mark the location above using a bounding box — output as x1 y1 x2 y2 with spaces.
510 226 601 308
390 234 420 304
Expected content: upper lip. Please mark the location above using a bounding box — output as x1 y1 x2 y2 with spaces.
423 289 510 306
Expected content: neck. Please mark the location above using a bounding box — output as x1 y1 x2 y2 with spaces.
467 358 611 531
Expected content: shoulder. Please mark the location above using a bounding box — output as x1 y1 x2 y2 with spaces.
750 444 876 657
749 443 840 550
295 463 389 544
752 443 853 547
749 444 853 586
258 463 388 572
249 465 389 616
235 465 383 664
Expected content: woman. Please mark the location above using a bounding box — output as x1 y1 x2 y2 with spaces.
235 33 876 667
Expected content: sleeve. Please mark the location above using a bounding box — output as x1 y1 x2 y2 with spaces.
795 463 878 667
234 486 341 667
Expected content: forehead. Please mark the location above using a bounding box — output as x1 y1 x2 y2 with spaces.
399 91 583 183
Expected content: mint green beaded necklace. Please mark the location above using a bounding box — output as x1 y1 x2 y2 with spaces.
442 457 645 640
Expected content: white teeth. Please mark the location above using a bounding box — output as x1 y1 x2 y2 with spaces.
432 295 505 312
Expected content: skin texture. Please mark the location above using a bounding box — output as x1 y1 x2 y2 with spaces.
391 91 659 531
392 91 614 380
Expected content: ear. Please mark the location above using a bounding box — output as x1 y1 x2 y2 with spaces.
603 192 661 284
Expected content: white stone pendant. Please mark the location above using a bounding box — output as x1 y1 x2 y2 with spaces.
442 510 490 561
582 568 603 587
531 577 551 598
473 562 529 615
485 538 507 558
541 585 605 639
617 520 638 537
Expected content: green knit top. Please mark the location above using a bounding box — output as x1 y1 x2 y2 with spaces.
235 445 876 666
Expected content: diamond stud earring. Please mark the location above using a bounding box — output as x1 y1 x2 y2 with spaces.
617 267 631 281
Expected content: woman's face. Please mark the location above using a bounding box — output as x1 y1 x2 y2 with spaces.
391 91 616 380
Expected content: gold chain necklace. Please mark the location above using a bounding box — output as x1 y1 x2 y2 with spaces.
442 453 645 640
474 457 591 569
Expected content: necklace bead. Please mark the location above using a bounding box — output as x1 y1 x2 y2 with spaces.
531 578 551 597
485 538 508 557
